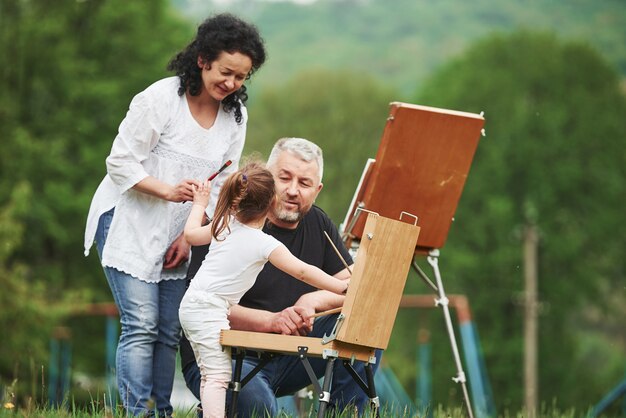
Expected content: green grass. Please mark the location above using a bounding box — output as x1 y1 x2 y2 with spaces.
0 403 585 418
0 380 591 418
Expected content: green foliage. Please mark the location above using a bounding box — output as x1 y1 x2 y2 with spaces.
408 31 626 410
246 69 398 222
0 0 191 396
1 0 625 413
174 0 626 94
0 0 190 296
0 183 60 399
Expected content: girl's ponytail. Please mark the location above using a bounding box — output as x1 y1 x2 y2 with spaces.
210 162 275 240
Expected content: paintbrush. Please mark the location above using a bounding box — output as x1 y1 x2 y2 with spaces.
207 160 232 181
183 160 233 203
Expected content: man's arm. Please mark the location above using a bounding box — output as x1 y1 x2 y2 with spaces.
228 265 351 336
228 304 314 336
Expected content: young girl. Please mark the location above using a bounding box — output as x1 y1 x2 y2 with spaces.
178 162 349 418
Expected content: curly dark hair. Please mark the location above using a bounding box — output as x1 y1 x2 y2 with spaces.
167 13 267 124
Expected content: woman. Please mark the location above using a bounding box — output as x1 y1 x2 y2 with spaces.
83 13 266 417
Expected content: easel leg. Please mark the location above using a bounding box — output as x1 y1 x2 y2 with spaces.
427 249 475 418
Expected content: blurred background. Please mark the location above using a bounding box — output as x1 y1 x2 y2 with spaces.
1 0 624 415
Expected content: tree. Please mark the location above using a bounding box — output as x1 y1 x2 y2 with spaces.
411 31 626 410
245 69 399 223
0 0 191 400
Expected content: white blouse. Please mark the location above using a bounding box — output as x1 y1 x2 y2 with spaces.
84 77 246 283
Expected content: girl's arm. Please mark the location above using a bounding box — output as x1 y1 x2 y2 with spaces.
268 245 349 295
183 181 213 246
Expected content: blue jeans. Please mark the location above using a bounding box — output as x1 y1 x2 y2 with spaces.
96 208 187 417
180 314 382 417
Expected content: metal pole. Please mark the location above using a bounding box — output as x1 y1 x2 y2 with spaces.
48 338 59 407
588 378 626 418
417 328 432 417
317 357 336 418
60 339 72 404
427 250 475 418
523 223 538 418
459 320 488 418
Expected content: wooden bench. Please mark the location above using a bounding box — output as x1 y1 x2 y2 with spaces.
221 212 420 417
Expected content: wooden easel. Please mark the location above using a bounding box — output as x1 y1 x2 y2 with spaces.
221 213 420 417
341 102 485 418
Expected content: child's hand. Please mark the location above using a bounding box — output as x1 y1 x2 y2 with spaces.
342 279 350 295
192 180 211 208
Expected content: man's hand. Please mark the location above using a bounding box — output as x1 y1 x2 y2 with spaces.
227 291 343 335
294 290 343 317
163 234 190 269
269 306 313 336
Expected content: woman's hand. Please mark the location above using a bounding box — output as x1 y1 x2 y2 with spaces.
163 234 190 269
133 177 200 202
164 179 201 202
192 180 212 208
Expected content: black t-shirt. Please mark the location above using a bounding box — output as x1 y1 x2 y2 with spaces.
238 205 353 312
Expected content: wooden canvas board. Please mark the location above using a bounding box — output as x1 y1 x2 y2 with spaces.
342 102 484 251
336 213 420 349
340 158 375 237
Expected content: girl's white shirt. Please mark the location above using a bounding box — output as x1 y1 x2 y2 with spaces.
186 219 282 305
83 77 246 283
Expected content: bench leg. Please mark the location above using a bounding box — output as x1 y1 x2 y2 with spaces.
342 359 380 417
364 363 380 417
227 350 274 418
317 357 336 418
227 349 245 418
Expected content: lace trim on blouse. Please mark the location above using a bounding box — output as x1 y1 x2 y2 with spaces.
151 144 209 168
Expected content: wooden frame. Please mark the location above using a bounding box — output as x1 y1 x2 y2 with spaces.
342 102 484 252
221 213 420 417
338 102 485 418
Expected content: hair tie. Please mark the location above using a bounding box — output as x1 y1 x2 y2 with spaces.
242 174 248 183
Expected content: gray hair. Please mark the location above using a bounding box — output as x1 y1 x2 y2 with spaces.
267 137 324 182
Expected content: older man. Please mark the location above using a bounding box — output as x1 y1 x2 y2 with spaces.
180 137 381 416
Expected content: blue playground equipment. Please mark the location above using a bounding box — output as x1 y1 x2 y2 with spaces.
587 375 626 418
48 304 118 408
398 294 496 418
48 327 72 407
276 293 495 418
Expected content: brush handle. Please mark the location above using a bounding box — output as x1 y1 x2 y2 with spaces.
207 160 233 181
